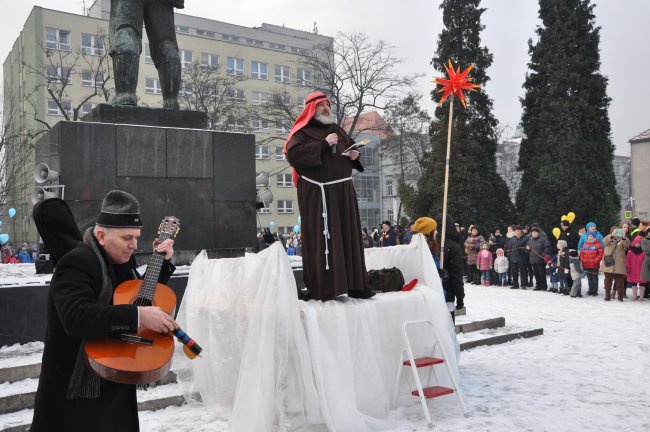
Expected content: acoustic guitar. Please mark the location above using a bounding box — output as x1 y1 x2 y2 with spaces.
84 216 181 385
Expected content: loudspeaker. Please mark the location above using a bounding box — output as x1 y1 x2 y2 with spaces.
34 163 59 184
31 186 57 204
255 171 269 186
257 188 273 205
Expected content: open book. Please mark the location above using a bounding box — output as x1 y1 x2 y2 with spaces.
343 139 370 153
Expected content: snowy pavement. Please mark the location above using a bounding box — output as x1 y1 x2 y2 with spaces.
1 280 649 431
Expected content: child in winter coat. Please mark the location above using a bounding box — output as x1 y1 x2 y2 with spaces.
569 250 583 297
494 248 509 286
476 241 493 286
580 232 603 296
555 240 571 295
626 235 647 301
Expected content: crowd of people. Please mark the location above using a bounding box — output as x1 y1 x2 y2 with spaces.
1 242 38 264
429 217 650 302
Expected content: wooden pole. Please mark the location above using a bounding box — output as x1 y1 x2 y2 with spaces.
439 97 454 267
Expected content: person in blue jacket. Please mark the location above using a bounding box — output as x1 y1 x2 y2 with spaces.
577 221 604 251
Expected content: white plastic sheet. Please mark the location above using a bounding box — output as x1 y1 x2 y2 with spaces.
174 234 460 432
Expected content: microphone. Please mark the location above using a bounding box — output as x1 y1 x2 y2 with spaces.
328 125 337 154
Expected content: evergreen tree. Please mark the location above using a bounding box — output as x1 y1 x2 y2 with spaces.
518 0 618 232
401 0 515 232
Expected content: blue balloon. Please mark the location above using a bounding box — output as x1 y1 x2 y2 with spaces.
297 215 301 225
293 224 300 234
269 221 275 229
0 233 9 244
8 208 16 218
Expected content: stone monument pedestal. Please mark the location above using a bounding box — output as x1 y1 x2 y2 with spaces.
35 108 256 261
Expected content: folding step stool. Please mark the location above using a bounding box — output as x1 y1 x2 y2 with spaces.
391 319 467 429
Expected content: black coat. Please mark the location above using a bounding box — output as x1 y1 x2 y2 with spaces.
31 240 174 432
559 226 579 250
508 235 530 264
526 235 551 265
442 239 465 307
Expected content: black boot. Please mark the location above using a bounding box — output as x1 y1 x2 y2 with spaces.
158 60 181 110
111 52 139 105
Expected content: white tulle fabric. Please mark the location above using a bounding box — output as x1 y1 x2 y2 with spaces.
174 234 460 432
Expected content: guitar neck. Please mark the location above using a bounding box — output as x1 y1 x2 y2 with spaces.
138 232 171 301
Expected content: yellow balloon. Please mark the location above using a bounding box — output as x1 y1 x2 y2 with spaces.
561 215 568 221
552 227 561 240
567 212 576 224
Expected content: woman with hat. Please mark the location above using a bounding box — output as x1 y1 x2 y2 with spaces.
413 216 465 322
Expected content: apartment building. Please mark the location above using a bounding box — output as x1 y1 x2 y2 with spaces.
2 1 332 243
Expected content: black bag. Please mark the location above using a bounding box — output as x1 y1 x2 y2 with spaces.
603 254 615 267
368 267 405 293
32 198 83 266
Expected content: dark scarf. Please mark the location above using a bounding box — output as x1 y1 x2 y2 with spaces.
66 228 114 400
630 244 643 255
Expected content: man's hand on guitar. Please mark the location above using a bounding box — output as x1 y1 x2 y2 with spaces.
139 306 178 333
153 238 174 260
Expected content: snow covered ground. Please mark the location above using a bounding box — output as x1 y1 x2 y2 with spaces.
1 276 649 431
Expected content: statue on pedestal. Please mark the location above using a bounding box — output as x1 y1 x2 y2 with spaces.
109 0 185 110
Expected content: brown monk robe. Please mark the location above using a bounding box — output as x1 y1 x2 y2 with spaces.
286 115 373 301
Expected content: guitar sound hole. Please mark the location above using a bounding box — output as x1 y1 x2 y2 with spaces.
134 297 153 307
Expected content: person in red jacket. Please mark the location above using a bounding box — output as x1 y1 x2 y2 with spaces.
580 232 603 296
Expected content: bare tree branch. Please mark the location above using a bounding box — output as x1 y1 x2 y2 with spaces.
300 32 421 138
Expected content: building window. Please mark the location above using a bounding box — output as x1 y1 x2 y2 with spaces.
277 200 293 214
353 175 379 202
180 50 193 69
251 91 269 105
274 65 290 83
257 207 271 214
251 61 267 80
276 122 288 135
228 120 245 132
175 25 190 33
197 29 216 38
81 103 96 116
292 47 307 55
275 147 287 161
227 88 245 103
81 70 103 87
144 44 153 64
247 38 263 47
255 145 269 160
180 82 193 96
251 119 269 133
47 99 71 116
296 68 312 86
45 27 71 51
46 65 71 83
201 53 219 70
387 210 393 224
277 173 292 188
386 179 393 196
227 57 244 76
297 97 306 110
222 34 240 42
145 78 162 94
270 43 286 51
81 33 104 56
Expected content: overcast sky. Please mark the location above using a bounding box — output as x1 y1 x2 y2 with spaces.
1 0 648 155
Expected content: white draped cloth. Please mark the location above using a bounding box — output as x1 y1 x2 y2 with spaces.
174 234 460 432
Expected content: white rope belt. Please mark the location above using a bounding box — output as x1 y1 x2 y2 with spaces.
301 175 352 270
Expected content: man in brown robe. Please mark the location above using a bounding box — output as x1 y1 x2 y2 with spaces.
284 92 374 301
